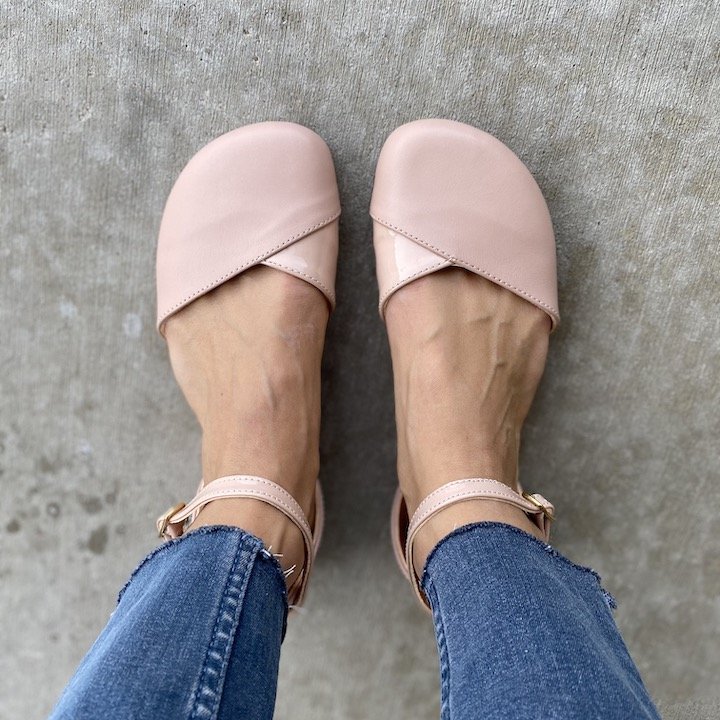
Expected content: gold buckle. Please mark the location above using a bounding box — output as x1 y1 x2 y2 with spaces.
156 502 186 538
522 492 555 521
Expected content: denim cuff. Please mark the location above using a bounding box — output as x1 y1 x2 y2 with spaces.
420 521 617 610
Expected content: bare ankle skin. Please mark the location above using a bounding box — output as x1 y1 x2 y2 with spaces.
385 268 551 576
163 266 328 587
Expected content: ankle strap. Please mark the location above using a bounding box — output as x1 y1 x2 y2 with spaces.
392 478 555 610
156 475 324 607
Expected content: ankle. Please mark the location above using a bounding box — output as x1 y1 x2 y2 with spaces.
197 359 321 506
200 437 318 517
188 497 310 590
398 451 518 512
411 499 544 577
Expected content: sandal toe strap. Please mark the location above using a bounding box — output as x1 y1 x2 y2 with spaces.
156 475 323 607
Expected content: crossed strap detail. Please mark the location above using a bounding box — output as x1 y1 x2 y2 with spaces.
156 475 324 607
394 478 555 610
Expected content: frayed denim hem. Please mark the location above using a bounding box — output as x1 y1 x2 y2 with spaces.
420 521 617 610
117 525 288 609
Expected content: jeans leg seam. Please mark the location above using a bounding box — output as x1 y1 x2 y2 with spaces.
424 577 452 720
187 535 262 720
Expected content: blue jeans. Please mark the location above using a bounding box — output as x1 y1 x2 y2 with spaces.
49 523 660 719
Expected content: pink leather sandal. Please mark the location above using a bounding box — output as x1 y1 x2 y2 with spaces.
155 121 340 607
370 119 559 609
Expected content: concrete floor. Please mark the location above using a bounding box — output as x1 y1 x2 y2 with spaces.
2 1 719 718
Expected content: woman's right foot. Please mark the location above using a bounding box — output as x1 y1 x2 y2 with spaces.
385 267 551 578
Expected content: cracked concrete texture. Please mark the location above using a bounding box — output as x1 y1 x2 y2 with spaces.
1 1 718 717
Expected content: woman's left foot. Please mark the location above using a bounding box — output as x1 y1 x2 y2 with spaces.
163 265 328 587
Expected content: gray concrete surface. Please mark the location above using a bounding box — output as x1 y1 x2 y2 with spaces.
1 1 719 717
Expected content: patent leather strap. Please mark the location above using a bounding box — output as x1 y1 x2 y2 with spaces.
156 475 324 607
391 478 555 610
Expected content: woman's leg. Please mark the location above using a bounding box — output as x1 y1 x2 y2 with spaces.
385 269 660 719
421 523 659 719
50 527 286 720
50 266 328 717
